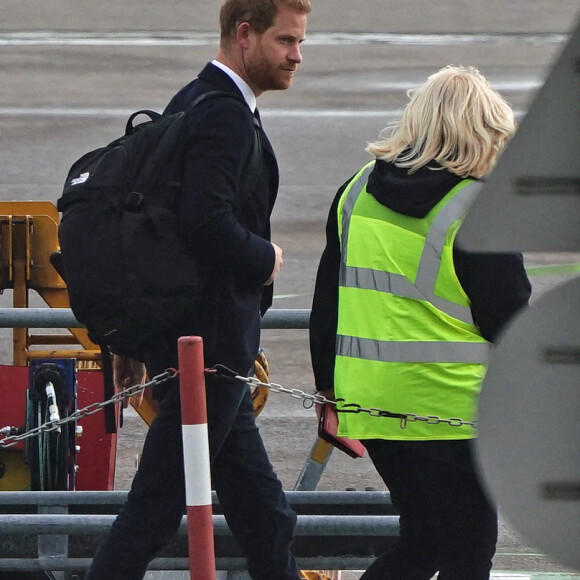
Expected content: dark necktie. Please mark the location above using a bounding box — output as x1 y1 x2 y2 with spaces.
253 107 262 129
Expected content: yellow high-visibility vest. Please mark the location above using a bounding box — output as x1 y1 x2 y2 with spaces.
335 162 489 440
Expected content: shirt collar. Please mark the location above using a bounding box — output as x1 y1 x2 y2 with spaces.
211 60 257 113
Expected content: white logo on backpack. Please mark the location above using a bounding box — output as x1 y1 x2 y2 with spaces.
70 172 90 186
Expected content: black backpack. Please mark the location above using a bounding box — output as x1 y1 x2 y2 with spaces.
55 91 262 361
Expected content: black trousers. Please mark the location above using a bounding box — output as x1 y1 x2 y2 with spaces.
85 363 300 580
360 439 497 580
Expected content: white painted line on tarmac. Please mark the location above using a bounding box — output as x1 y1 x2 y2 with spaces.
0 31 567 47
273 293 312 300
370 79 542 92
0 107 138 117
0 107 526 119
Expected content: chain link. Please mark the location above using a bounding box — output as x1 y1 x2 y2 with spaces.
0 369 178 449
211 365 477 430
0 363 477 450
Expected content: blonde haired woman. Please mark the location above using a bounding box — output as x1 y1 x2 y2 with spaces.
310 66 531 579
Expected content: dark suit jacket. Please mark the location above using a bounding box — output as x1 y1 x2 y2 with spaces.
160 62 279 376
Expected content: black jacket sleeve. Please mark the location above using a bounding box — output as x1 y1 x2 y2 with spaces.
309 181 348 392
177 96 275 286
453 247 531 342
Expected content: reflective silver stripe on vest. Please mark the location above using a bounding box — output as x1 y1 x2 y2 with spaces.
339 172 483 325
337 334 490 364
340 265 425 301
339 163 375 270
414 181 483 323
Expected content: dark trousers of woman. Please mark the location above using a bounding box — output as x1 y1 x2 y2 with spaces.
361 439 498 580
85 364 300 580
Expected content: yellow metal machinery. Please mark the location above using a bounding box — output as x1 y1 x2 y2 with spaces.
0 201 158 418
301 572 341 580
0 202 269 488
0 201 268 419
0 202 157 492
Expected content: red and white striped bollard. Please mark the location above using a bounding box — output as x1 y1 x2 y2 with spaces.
178 336 216 580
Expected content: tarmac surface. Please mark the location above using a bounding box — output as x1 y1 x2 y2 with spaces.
1 0 580 577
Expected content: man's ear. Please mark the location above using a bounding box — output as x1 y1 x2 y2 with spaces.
236 22 253 48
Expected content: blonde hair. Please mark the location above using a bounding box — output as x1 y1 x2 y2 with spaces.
366 65 515 178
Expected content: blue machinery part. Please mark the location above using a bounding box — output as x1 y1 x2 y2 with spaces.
26 359 78 491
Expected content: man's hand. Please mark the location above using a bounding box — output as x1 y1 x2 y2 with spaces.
113 354 147 408
264 242 283 285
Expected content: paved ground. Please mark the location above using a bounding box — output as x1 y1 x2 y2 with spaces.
0 0 579 577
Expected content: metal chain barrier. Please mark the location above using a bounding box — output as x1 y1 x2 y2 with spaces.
209 364 478 430
1 362 477 449
0 369 178 448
